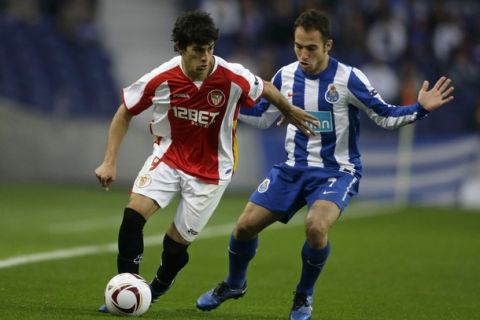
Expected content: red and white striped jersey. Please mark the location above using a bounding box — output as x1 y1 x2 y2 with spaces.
122 55 264 184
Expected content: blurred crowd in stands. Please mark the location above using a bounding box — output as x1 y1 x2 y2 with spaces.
181 0 480 136
0 0 118 118
0 0 478 136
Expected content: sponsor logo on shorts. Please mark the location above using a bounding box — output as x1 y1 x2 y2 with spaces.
322 190 337 195
257 178 270 193
187 228 199 235
135 174 152 188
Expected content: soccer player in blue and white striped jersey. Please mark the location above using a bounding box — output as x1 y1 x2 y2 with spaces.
197 9 454 320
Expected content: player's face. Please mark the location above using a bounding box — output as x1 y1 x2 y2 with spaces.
294 27 332 75
180 42 215 81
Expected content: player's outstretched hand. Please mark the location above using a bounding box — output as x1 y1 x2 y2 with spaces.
417 76 454 112
277 106 319 136
94 162 116 191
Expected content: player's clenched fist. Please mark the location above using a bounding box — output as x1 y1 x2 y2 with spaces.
95 162 115 191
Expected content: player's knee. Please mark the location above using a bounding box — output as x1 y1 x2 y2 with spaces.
305 219 329 248
305 201 339 247
120 208 147 234
234 219 259 240
163 233 189 256
306 222 329 239
234 204 272 240
126 193 158 220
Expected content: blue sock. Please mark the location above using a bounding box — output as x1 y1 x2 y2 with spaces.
226 234 258 289
296 241 331 295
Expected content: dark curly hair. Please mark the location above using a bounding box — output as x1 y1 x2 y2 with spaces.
171 10 219 52
294 9 331 40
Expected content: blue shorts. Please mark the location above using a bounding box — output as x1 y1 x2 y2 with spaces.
249 163 361 223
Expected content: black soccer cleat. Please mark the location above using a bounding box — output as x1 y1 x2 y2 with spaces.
150 276 175 303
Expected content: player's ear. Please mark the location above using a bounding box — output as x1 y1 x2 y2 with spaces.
324 39 332 53
174 42 182 54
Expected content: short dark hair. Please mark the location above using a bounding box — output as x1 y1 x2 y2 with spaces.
294 9 331 40
171 10 219 52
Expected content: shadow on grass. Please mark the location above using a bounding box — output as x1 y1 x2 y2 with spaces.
57 305 286 320
146 307 284 320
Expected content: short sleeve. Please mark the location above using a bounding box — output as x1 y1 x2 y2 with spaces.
223 61 264 108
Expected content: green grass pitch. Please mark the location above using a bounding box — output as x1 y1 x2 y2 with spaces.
0 185 479 319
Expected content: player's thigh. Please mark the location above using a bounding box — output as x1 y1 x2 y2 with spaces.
130 160 181 219
234 202 279 239
174 178 229 242
305 199 341 233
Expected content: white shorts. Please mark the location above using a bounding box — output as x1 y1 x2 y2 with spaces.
132 155 229 242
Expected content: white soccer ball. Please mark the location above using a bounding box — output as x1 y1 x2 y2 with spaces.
104 273 152 316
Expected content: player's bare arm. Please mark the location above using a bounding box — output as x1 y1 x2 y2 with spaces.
95 104 133 190
417 76 454 111
261 81 318 136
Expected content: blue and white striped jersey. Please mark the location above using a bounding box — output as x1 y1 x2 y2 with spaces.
239 57 429 174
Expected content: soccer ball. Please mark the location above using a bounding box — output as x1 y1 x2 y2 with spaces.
104 273 152 316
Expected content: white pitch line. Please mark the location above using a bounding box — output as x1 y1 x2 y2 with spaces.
0 222 243 269
0 205 391 269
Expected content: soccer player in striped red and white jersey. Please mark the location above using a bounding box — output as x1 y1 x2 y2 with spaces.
94 10 318 312
197 9 454 320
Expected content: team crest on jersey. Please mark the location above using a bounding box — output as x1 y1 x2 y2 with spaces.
135 174 152 188
207 89 225 107
257 178 270 193
325 83 340 103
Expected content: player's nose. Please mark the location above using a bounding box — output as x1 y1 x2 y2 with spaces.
300 51 309 61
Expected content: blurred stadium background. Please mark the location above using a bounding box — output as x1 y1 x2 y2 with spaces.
1 1 479 319
1 0 479 207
